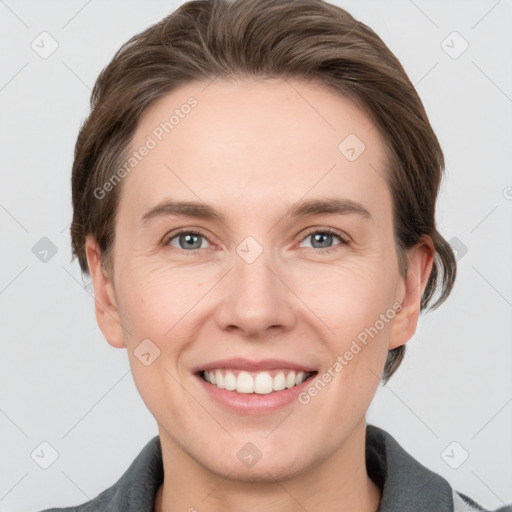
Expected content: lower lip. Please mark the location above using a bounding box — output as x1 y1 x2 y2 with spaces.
194 372 317 414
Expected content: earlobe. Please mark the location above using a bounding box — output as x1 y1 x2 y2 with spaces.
85 237 126 349
389 237 435 350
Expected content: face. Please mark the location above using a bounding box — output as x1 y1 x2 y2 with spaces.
87 78 430 482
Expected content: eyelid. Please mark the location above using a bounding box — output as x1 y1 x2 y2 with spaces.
297 226 351 246
162 226 351 252
162 228 215 251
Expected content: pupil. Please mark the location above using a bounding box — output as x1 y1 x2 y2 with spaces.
313 233 332 248
181 234 201 249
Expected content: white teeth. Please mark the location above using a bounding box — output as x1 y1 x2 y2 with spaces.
215 369 224 388
237 371 254 393
273 372 286 391
295 371 305 385
202 369 312 394
254 372 274 394
224 372 237 391
285 371 296 389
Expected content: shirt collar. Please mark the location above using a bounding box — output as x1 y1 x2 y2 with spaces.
98 424 454 511
366 424 453 511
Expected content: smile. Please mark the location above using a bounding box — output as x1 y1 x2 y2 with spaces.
200 369 317 394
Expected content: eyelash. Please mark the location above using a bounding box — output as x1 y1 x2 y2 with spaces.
298 227 350 254
162 227 350 255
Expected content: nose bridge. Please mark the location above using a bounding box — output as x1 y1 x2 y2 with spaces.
215 240 295 337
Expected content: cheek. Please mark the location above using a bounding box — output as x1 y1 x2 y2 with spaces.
117 237 399 355
290 257 397 384
116 258 206 340
296 264 394 419
118 267 200 422
294 257 395 327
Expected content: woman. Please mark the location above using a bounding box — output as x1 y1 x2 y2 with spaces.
39 0 511 510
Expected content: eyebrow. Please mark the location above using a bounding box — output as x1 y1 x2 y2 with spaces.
140 197 372 227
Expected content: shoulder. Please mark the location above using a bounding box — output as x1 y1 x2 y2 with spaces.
453 490 512 512
33 435 163 512
452 490 512 512
366 424 511 512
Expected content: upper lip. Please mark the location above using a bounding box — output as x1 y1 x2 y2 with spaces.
192 358 317 373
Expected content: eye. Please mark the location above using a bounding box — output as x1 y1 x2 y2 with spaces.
162 227 349 254
164 229 210 251
299 228 349 253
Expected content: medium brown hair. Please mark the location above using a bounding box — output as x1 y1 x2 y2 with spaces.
70 0 456 382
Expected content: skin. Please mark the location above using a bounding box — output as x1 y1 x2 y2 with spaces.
85 78 434 512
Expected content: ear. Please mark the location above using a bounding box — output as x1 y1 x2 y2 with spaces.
389 236 435 350
85 236 126 349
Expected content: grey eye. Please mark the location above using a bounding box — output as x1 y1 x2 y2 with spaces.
168 232 207 250
301 231 343 249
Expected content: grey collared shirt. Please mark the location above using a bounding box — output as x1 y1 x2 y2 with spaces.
37 424 511 512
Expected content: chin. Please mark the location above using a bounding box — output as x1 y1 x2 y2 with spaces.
213 460 305 483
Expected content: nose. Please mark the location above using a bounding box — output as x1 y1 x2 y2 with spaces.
214 247 297 339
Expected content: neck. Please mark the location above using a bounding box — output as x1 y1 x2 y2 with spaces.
155 420 381 512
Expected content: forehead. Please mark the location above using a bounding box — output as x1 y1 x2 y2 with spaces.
119 78 390 223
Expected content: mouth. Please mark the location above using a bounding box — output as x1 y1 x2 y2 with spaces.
197 368 318 394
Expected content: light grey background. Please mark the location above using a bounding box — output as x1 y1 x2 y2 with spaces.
1 0 511 510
